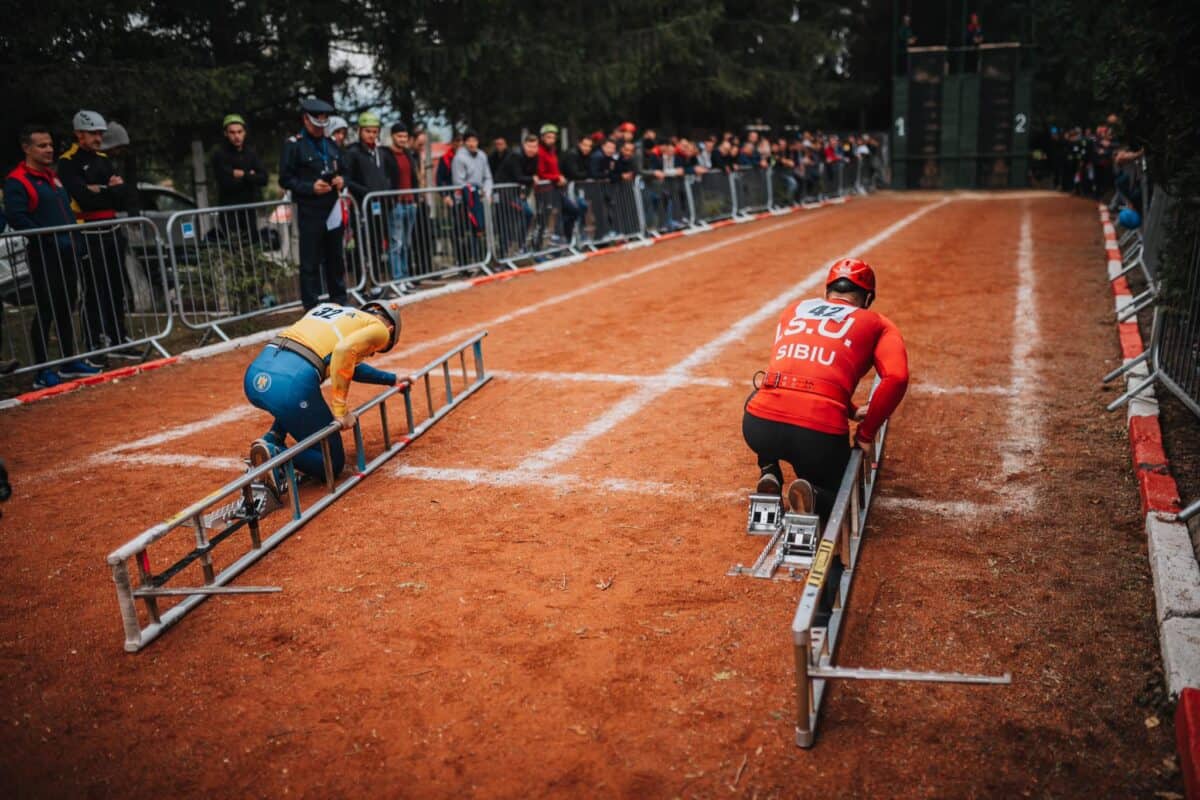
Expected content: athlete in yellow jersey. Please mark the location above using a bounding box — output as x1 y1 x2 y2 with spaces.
243 300 404 495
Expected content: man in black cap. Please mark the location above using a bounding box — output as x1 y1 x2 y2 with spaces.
279 97 348 309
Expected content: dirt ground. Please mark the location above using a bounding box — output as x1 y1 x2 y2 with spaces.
0 193 1184 798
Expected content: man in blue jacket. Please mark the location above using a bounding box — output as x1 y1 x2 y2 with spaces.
4 124 102 388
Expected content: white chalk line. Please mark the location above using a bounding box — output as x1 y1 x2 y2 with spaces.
999 208 1041 507
390 464 1003 517
92 452 246 471
514 198 953 476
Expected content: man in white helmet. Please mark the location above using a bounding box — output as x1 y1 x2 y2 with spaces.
57 109 131 355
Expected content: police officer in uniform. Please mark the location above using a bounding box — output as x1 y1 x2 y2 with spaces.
279 97 348 310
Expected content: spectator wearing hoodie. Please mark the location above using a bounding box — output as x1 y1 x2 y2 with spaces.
534 124 577 249
450 130 492 262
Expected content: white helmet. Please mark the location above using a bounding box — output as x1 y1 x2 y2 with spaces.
362 300 402 351
73 110 108 132
72 110 107 133
326 116 349 134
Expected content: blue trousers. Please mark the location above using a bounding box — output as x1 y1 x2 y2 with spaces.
243 347 344 480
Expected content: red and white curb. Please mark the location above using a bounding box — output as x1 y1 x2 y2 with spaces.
1099 203 1200 795
0 198 852 412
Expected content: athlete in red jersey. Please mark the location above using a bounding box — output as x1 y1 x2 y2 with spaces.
742 257 909 517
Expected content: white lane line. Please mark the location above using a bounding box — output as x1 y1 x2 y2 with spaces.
874 496 1000 517
487 369 733 388
515 199 953 475
392 463 1002 516
911 384 1016 397
376 210 833 368
103 406 256 454
1000 208 1041 501
92 452 246 471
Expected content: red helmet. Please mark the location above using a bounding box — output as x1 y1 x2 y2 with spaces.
825 257 876 293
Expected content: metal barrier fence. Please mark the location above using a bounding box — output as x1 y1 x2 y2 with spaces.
0 216 174 379
570 178 646 247
1104 191 1200 523
734 167 772 215
639 174 692 232
690 170 737 223
360 185 492 294
166 195 366 340
488 181 577 266
106 331 490 651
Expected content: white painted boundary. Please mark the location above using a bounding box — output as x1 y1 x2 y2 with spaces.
998 208 1042 507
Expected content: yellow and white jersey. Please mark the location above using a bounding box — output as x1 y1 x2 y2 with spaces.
280 304 392 416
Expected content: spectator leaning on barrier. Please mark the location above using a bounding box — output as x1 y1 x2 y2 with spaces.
57 109 132 356
560 135 592 242
344 112 399 203
5 124 103 386
589 138 618 181
279 97 348 310
212 114 268 206
536 123 580 247
494 134 539 254
451 130 492 261
344 112 399 280
386 122 420 280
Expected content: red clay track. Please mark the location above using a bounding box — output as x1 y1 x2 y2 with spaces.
0 193 1183 797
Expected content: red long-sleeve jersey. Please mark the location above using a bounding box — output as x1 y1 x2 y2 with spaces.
746 297 908 442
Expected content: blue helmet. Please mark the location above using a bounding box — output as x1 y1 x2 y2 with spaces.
1118 208 1141 230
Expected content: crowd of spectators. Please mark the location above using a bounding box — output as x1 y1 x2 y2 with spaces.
0 101 885 386
1041 113 1144 212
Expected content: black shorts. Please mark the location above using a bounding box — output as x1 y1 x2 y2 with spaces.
741 402 850 519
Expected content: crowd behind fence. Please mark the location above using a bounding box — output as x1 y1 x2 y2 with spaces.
1106 156 1200 523
0 140 884 386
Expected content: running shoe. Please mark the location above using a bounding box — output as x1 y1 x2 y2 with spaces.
248 438 287 501
33 369 63 389
787 479 815 515
59 359 103 378
755 472 781 496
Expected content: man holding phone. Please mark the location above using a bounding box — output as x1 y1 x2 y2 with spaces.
279 97 348 310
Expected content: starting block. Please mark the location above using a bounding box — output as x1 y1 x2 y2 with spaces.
729 509 820 580
746 492 783 534
106 332 491 652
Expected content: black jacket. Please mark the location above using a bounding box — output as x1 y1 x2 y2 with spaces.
279 129 343 210
212 140 268 206
495 150 537 186
560 147 591 181
57 144 127 221
487 148 508 178
344 141 400 202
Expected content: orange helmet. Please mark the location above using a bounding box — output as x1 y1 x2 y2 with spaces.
825 257 876 293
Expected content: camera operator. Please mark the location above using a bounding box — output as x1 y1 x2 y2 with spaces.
279 97 348 310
